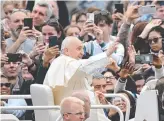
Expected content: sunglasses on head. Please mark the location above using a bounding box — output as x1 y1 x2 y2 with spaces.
0 83 11 87
148 37 163 44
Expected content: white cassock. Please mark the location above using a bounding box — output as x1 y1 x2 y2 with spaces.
43 52 109 105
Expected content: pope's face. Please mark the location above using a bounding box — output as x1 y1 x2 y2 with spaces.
66 38 84 60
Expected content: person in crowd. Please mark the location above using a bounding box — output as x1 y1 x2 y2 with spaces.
43 36 118 105
60 97 85 121
83 10 124 65
6 9 37 54
31 1 53 31
64 25 81 37
154 2 164 19
0 74 27 119
76 12 87 29
2 1 21 35
91 73 107 93
102 69 117 93
131 74 145 94
109 90 136 121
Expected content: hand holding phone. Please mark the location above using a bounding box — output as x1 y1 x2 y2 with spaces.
115 4 124 14
49 36 61 50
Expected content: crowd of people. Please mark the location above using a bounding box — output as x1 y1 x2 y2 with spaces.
0 0 164 121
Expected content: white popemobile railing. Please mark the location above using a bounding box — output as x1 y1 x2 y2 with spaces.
0 94 130 121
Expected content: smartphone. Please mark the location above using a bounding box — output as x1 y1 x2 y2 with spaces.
86 13 94 23
24 18 33 30
7 53 22 62
115 4 124 14
49 36 61 49
138 5 156 15
135 54 153 64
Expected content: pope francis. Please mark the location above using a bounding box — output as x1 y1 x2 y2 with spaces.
43 36 118 105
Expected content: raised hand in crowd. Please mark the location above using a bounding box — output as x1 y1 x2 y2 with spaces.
29 43 46 59
106 58 120 73
17 27 34 44
106 41 119 57
93 26 104 43
124 3 141 23
1 54 8 67
128 45 136 65
79 22 95 37
42 45 60 67
95 91 108 105
118 62 135 78
153 53 163 68
139 19 162 39
112 12 124 21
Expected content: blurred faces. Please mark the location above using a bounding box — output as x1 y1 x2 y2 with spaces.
135 79 145 94
156 6 164 20
92 78 106 93
9 11 28 38
77 15 87 29
42 25 58 44
64 103 85 121
97 20 111 41
21 64 34 81
31 5 47 26
64 38 84 60
66 27 80 37
48 1 59 18
71 14 77 25
148 31 163 52
112 93 129 113
2 62 21 78
3 4 14 18
103 72 117 91
0 76 11 95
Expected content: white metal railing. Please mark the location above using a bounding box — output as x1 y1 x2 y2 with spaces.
104 94 130 121
0 94 129 121
0 105 124 121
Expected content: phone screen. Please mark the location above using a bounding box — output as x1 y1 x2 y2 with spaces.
49 36 61 49
24 18 33 30
7 53 22 62
86 13 94 23
115 4 124 14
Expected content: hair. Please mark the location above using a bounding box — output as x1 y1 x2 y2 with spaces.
64 25 81 35
34 1 53 22
76 11 87 23
94 10 113 26
3 1 20 9
131 21 148 44
131 74 145 82
60 97 84 115
155 76 164 102
92 73 104 80
87 7 101 13
102 68 117 77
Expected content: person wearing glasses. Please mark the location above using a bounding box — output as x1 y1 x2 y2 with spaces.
60 97 85 121
0 74 27 119
102 69 117 93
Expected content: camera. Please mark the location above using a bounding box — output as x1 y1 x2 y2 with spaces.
135 54 153 64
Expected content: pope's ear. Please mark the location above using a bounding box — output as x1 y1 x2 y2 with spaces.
63 48 69 55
